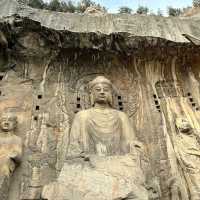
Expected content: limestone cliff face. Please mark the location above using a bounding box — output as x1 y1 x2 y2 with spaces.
0 0 200 200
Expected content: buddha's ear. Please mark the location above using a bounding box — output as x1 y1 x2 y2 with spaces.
108 93 114 108
89 92 95 107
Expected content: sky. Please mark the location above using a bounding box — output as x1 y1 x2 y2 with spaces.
44 0 193 14
93 0 193 13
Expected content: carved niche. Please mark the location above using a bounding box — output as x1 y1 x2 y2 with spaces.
66 73 139 119
155 80 184 99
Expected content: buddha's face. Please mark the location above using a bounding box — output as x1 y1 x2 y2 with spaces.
0 114 17 132
176 118 192 134
92 83 112 105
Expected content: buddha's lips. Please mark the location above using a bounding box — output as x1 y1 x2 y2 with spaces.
98 95 106 98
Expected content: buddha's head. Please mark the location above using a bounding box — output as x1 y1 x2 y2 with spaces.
0 112 17 132
175 117 192 134
89 76 113 107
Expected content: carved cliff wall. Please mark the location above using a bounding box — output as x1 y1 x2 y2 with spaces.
1 1 200 199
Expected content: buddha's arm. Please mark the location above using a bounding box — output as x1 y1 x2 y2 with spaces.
10 137 23 165
66 112 87 159
120 112 136 153
120 112 144 154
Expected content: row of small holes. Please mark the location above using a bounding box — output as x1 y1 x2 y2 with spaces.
34 95 43 120
118 96 123 110
77 97 81 109
75 96 124 111
187 93 199 111
153 94 161 112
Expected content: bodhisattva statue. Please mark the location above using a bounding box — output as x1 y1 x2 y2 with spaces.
174 117 200 200
0 112 22 200
42 76 148 200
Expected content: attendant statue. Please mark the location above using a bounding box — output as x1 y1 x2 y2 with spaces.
174 117 200 200
0 112 22 200
42 76 148 200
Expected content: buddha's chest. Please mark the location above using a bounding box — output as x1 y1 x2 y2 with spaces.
86 110 122 144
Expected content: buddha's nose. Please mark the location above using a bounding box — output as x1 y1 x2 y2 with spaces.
100 88 104 93
100 91 105 95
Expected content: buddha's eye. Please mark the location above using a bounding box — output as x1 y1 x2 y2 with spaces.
103 88 109 92
95 88 101 91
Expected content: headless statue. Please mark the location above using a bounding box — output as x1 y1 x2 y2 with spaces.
174 117 200 200
0 112 22 200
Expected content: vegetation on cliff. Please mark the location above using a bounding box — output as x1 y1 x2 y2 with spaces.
21 0 200 17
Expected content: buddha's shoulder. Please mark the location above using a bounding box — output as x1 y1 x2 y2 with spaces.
75 108 128 118
115 110 129 120
74 109 91 119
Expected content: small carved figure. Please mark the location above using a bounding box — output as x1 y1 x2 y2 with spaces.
0 112 22 200
0 112 22 176
174 117 200 200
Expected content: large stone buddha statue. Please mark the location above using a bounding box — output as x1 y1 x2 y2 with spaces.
42 76 148 200
68 76 135 157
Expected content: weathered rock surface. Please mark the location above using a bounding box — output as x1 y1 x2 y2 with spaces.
1 0 200 43
1 1 200 200
43 155 148 200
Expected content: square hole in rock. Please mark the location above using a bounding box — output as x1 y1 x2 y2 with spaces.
153 94 157 98
36 105 40 110
189 98 193 102
118 102 123 106
118 96 122 100
38 95 42 99
156 105 160 109
34 116 38 121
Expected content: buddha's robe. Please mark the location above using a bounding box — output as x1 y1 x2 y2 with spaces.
42 108 149 200
67 107 135 157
